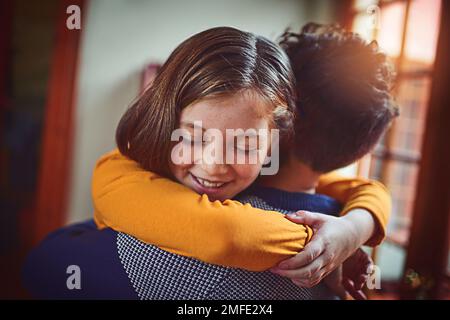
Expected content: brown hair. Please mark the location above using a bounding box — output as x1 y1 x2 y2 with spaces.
279 23 399 173
117 27 296 176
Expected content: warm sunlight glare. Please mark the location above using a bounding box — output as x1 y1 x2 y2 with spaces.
377 2 406 57
404 0 442 64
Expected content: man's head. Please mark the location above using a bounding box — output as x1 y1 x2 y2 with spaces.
279 23 399 173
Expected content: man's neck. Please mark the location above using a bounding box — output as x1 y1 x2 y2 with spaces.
259 155 321 194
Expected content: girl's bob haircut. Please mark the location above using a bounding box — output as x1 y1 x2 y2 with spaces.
116 26 296 176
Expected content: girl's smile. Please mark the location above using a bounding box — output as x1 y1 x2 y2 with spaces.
188 172 231 196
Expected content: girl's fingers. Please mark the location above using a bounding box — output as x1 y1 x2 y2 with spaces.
271 255 325 280
355 274 368 290
343 278 367 300
362 254 373 270
285 210 324 228
353 251 372 289
276 239 325 270
324 267 347 299
292 275 323 288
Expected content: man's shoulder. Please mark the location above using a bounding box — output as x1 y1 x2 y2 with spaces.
22 220 137 299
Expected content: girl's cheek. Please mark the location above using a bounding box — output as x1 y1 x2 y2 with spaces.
171 141 203 165
169 143 194 180
192 144 204 164
169 162 191 184
232 163 263 181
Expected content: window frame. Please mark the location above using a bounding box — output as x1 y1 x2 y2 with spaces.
349 0 440 247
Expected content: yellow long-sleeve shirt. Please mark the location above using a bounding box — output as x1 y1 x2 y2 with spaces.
92 149 391 271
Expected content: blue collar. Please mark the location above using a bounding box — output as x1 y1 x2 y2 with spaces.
239 185 342 216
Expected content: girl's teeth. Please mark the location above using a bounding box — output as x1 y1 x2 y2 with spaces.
197 177 225 188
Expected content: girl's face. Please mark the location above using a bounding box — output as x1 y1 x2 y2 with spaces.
169 90 272 201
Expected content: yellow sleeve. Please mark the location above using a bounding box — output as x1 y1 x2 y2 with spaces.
316 172 391 246
92 149 313 272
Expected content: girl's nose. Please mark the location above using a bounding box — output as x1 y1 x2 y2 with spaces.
201 162 229 176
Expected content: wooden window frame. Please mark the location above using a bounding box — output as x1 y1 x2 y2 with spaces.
349 0 440 248
349 0 448 299
399 0 450 298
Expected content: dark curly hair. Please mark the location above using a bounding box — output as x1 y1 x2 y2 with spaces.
279 23 399 173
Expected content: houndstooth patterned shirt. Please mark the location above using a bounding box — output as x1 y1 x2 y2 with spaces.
116 193 340 300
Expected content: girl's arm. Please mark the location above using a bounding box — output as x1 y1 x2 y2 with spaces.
92 149 390 271
93 150 313 272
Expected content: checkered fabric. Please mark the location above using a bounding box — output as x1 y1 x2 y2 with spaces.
117 195 338 300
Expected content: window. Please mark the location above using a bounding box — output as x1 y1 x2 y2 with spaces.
350 0 442 246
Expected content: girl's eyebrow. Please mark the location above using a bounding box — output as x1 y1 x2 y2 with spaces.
234 130 259 137
180 121 206 131
180 122 260 137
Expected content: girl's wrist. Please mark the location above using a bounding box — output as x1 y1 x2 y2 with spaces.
341 209 376 247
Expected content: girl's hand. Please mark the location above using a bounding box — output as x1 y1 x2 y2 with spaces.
270 209 374 287
341 248 373 300
322 266 347 299
320 249 373 300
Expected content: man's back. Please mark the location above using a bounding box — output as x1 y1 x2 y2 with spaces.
23 187 342 299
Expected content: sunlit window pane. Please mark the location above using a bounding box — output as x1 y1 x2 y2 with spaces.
377 2 407 57
386 160 419 242
353 0 379 11
370 157 419 245
391 78 431 156
403 0 442 71
369 156 383 181
352 13 375 41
